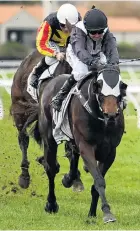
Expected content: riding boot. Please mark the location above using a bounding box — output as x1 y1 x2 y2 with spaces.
30 57 49 89
51 74 76 111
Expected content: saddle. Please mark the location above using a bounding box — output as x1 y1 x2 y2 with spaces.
52 72 94 144
27 61 59 102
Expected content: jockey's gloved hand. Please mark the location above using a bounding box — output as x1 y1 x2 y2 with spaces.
106 63 120 74
112 63 120 73
88 62 98 72
55 52 65 61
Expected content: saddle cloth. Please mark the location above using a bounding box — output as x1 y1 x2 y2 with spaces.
27 61 59 102
52 85 78 144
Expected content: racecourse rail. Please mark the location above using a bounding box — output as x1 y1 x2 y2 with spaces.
0 59 140 70
0 60 140 128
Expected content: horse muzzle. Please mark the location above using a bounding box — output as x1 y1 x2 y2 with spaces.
103 111 120 126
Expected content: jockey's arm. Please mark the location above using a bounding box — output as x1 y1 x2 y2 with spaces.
103 31 119 64
36 21 56 57
70 26 94 66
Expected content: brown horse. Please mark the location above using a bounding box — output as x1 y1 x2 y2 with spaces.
27 64 127 222
10 49 84 191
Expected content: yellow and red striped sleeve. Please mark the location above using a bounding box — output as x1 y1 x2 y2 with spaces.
36 21 55 57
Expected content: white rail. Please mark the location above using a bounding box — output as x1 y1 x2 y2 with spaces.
0 67 140 128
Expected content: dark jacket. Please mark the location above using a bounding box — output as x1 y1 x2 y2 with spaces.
70 22 119 66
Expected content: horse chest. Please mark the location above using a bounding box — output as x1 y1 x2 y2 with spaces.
86 122 122 162
94 134 116 162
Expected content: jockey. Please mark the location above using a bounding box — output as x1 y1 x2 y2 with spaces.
30 3 81 89
52 8 120 111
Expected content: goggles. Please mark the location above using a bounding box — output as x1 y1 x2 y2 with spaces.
88 29 104 35
59 23 66 28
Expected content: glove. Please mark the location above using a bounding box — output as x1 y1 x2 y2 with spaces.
88 62 98 71
113 63 120 73
55 52 65 61
107 63 120 73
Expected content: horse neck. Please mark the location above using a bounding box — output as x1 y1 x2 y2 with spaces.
54 60 72 76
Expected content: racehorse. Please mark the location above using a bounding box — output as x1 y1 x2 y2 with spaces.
10 49 84 191
27 64 127 223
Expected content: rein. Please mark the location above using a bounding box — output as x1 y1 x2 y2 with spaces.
73 78 105 122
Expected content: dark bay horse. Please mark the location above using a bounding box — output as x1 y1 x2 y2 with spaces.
10 49 84 191
28 64 127 222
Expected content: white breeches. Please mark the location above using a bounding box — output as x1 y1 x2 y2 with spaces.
66 44 89 81
45 42 60 65
66 44 107 81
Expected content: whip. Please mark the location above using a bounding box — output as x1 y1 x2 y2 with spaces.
119 58 140 64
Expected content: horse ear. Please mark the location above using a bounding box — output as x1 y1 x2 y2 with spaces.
120 81 127 96
65 19 73 33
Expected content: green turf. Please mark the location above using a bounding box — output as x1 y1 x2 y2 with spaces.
0 76 140 229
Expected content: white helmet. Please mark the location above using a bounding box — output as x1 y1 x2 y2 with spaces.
57 3 78 25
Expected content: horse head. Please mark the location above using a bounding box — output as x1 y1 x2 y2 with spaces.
91 64 127 123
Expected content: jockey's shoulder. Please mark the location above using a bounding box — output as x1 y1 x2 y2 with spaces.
43 12 58 26
74 21 87 34
103 29 116 40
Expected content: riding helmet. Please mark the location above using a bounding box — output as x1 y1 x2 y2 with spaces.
83 8 108 31
57 3 78 25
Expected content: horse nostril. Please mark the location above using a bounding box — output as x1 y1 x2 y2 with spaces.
104 112 109 118
107 113 118 118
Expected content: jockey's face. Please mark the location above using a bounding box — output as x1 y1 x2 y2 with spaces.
88 29 104 41
59 23 69 34
89 33 103 40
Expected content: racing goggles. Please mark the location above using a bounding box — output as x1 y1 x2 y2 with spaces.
59 23 66 28
88 29 104 35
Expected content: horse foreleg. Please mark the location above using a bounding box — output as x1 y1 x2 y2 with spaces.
18 130 30 188
79 139 115 222
88 148 116 221
62 142 80 188
44 140 59 213
64 141 84 191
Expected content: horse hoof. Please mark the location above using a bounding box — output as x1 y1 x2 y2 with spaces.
62 174 73 188
45 202 59 213
86 217 96 224
18 175 30 189
103 213 116 223
72 179 84 192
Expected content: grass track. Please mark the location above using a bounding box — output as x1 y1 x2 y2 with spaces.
0 80 140 229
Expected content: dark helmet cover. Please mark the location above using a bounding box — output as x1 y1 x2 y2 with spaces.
84 9 108 31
